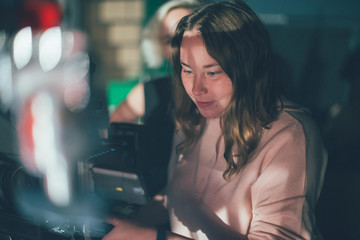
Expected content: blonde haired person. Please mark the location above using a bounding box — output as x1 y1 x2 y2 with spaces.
110 0 198 123
109 0 199 197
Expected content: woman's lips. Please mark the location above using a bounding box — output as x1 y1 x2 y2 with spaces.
196 101 214 108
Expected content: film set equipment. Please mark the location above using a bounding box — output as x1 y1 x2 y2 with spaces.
0 24 160 239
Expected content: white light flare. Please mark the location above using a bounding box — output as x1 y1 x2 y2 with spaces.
39 27 62 72
13 27 33 70
0 54 13 108
31 92 70 206
46 155 71 207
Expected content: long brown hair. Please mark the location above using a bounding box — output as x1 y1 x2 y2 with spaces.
171 1 282 179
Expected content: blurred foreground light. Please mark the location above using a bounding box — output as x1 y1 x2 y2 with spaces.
0 31 13 109
64 78 90 112
62 31 75 57
31 92 56 172
46 159 71 207
13 27 33 70
0 54 13 108
64 52 90 111
31 92 70 206
39 26 62 72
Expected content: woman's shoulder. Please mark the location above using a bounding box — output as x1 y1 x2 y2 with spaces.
256 99 327 174
278 98 311 116
278 99 321 136
261 99 321 147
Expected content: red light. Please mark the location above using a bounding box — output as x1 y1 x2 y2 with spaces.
39 2 62 29
19 0 62 31
18 97 37 173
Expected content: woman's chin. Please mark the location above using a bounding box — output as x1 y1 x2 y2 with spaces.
197 108 222 119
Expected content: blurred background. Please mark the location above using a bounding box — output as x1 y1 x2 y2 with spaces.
0 0 360 239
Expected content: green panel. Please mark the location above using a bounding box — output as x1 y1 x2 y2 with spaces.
107 78 139 107
144 0 166 25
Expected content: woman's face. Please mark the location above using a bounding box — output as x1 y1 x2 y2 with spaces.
180 30 233 118
160 8 192 60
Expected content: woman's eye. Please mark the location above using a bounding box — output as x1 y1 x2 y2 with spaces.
183 69 193 74
207 71 220 77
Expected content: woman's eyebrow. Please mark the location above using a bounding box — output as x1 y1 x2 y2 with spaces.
203 63 219 68
181 62 219 68
181 62 191 67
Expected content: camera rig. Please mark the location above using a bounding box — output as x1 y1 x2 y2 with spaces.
0 121 164 240
0 24 169 239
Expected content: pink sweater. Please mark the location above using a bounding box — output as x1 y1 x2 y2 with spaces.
166 102 327 239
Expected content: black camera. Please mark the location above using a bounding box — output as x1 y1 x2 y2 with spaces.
78 122 152 211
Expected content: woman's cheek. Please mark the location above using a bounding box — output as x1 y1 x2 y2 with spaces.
182 78 193 96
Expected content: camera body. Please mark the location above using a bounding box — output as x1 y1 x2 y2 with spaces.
78 122 151 210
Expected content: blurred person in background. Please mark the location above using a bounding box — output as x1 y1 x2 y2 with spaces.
109 0 199 197
110 0 199 123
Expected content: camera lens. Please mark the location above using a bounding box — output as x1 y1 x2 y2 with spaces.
0 157 40 212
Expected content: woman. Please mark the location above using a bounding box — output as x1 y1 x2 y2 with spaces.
104 1 327 239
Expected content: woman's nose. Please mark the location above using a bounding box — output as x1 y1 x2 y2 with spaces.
192 74 207 96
